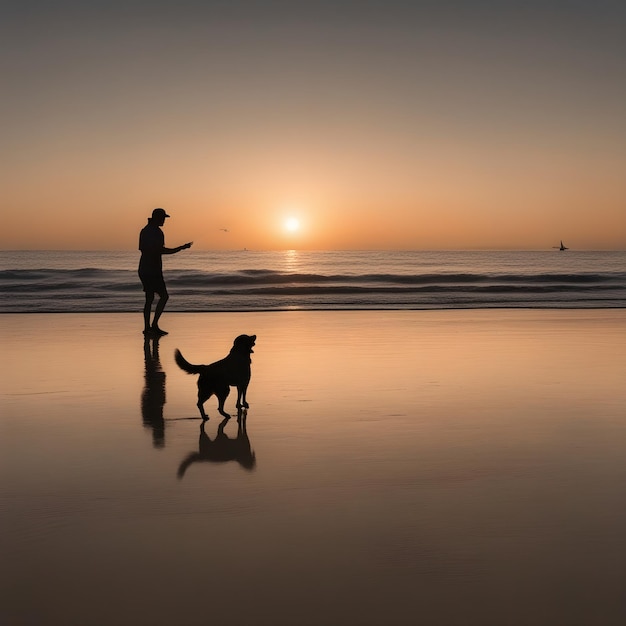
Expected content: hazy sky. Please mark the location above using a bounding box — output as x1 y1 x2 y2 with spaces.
2 0 625 250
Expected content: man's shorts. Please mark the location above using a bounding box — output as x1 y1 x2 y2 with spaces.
139 270 167 297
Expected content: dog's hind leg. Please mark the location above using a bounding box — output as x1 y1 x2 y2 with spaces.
197 390 211 421
216 384 231 419
197 401 209 420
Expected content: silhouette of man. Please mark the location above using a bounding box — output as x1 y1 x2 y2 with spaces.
138 208 192 336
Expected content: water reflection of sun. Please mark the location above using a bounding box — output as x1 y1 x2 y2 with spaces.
284 249 300 273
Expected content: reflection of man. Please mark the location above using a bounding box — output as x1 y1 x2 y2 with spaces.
138 207 192 336
141 335 166 448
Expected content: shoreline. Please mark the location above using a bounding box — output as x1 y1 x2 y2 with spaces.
2 304 625 314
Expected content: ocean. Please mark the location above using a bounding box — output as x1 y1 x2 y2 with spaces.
1 249 624 313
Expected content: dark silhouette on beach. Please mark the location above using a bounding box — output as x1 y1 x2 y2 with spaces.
138 207 192 336
177 409 256 478
174 334 256 421
141 335 166 448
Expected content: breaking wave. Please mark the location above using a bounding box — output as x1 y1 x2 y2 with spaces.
1 264 624 312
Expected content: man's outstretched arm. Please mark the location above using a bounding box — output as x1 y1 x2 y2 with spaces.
162 242 193 255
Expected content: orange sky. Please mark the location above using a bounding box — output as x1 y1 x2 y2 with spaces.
2 1 625 251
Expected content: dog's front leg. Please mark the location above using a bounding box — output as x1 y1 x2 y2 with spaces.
236 385 249 409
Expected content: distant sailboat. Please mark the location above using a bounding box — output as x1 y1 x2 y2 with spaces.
552 240 569 251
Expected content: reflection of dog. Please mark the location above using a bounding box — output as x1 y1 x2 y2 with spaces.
175 334 256 420
177 410 256 478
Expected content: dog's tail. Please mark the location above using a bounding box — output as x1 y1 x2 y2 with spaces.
174 349 205 375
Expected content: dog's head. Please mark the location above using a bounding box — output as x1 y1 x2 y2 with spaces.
231 334 256 355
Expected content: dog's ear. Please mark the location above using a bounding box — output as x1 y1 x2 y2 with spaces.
233 334 255 351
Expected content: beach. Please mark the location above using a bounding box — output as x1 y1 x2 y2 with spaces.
1 309 625 626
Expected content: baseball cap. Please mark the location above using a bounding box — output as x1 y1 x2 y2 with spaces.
152 208 170 219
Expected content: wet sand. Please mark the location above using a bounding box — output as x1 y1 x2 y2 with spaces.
1 310 625 626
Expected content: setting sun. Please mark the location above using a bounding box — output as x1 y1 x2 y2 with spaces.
284 217 300 233
1 1 625 254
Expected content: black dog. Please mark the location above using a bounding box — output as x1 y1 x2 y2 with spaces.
175 334 256 420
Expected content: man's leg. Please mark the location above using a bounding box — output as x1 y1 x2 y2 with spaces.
143 291 155 333
152 291 169 333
